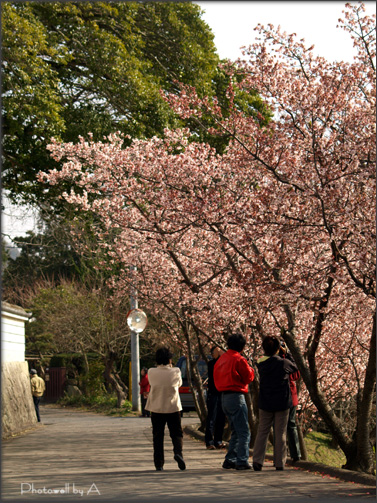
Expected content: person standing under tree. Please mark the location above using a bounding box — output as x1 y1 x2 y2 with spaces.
252 336 298 471
204 346 226 450
214 333 255 470
30 369 45 422
139 367 151 417
145 347 186 471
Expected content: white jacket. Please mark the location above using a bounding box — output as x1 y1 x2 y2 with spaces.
145 364 182 413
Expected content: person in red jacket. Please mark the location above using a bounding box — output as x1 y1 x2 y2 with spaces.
213 333 255 470
139 367 151 417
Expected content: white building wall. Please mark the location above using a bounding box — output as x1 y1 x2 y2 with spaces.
1 304 30 363
1 302 37 438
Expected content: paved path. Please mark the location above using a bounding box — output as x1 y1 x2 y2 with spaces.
2 407 375 503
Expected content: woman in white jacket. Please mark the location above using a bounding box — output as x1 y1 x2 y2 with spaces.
146 347 186 471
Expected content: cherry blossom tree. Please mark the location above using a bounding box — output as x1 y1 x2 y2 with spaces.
39 3 375 473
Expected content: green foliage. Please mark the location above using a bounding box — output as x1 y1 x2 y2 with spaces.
59 358 132 414
49 353 96 371
79 360 106 396
59 391 132 415
26 330 57 358
23 280 105 357
2 1 220 207
2 211 123 298
2 229 81 294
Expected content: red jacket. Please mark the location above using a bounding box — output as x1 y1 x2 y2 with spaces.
289 371 300 407
139 374 150 395
213 349 254 393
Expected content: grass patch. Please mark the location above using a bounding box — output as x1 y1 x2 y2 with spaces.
267 430 346 468
304 431 346 467
58 393 133 417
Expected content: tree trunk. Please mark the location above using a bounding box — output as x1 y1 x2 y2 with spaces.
344 313 376 474
296 419 308 461
183 323 207 428
114 370 129 398
282 308 362 472
191 360 207 428
77 344 89 394
104 353 127 408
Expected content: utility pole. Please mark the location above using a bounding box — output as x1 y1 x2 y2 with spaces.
129 265 141 412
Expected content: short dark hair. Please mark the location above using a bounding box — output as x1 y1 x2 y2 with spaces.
227 333 246 353
262 336 280 356
155 347 173 365
210 346 217 355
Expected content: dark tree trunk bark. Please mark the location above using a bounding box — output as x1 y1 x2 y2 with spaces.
104 353 127 408
282 299 376 474
296 419 308 461
344 313 376 474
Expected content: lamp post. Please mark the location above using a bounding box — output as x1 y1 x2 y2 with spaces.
127 265 148 412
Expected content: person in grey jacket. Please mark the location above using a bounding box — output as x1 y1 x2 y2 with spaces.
252 336 298 471
146 347 186 471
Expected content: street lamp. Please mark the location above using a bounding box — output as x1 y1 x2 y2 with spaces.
127 309 148 333
127 265 148 412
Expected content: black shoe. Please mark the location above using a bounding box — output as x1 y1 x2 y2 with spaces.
291 457 300 462
222 459 236 469
236 464 252 470
155 466 163 471
174 454 186 470
276 467 284 471
253 462 262 471
215 443 227 450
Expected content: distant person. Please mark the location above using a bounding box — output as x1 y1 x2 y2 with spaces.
145 347 186 471
30 369 45 422
252 336 298 471
205 346 226 450
139 367 151 417
214 333 255 470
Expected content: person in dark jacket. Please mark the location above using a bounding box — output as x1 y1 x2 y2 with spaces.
204 346 226 450
252 336 298 471
214 333 255 470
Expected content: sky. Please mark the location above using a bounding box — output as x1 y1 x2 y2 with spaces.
2 1 376 241
196 1 376 62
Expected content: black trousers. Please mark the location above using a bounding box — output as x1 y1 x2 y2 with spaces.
151 411 183 469
141 396 150 417
204 392 226 446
